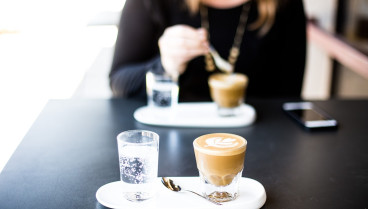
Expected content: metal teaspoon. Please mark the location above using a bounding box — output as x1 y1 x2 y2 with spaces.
209 45 234 73
161 177 222 205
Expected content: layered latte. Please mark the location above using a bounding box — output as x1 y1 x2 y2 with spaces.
208 73 248 109
193 133 247 186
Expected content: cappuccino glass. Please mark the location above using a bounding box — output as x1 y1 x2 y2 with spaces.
208 73 248 116
193 133 247 202
117 130 159 202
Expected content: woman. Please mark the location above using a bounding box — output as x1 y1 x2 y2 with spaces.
110 0 306 101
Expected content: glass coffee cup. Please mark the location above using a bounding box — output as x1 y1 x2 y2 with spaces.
193 133 247 202
208 73 248 116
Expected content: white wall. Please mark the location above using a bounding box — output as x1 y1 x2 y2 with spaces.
302 0 338 100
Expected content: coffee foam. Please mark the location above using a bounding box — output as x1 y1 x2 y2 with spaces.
193 133 246 156
208 73 248 89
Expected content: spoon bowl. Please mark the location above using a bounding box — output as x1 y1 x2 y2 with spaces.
209 46 234 73
161 177 222 205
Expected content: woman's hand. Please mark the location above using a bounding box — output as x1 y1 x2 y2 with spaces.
158 25 209 80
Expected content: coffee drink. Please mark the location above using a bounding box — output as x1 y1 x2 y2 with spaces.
208 73 248 116
194 133 246 186
208 73 248 108
193 133 247 202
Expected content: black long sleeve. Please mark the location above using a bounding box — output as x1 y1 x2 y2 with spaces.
109 0 306 101
109 0 166 100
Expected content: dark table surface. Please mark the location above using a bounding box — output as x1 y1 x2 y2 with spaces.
0 99 367 209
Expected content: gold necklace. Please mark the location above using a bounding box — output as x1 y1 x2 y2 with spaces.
200 2 252 72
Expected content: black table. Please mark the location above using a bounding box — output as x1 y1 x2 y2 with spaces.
0 99 367 209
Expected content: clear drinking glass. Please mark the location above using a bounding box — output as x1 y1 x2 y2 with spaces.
117 130 159 202
146 71 179 109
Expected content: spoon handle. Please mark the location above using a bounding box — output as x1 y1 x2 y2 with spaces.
184 189 222 205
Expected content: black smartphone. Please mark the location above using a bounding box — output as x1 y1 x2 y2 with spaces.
282 102 338 130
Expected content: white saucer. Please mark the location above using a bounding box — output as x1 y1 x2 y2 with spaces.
133 102 256 128
96 177 266 209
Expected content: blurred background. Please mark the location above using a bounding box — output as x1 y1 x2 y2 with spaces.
0 0 367 172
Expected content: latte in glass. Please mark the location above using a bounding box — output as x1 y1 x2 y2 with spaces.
193 133 247 202
208 73 248 116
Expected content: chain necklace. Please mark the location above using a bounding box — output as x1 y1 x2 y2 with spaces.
200 1 252 72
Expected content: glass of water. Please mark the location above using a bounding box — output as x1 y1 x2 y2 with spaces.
146 71 179 109
117 130 159 202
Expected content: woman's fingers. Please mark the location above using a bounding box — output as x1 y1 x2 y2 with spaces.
163 25 207 41
159 25 209 77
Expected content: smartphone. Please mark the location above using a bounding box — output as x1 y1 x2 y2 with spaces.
282 102 338 130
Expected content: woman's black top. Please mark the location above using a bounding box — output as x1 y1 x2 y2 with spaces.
110 0 307 101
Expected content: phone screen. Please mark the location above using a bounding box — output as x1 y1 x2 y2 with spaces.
283 102 338 129
288 109 328 122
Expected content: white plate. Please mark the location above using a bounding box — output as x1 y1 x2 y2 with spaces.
96 177 266 209
133 102 256 128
